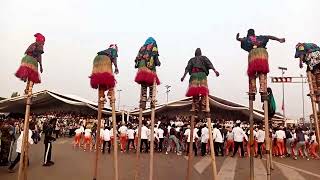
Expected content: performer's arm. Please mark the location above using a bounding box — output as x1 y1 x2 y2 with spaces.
181 60 192 82
265 35 285 43
299 54 304 69
113 58 119 74
180 69 189 82
236 33 244 42
38 55 43 73
204 57 220 77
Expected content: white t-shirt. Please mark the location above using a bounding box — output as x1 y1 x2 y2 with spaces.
311 134 317 144
232 127 245 142
141 126 149 139
99 128 104 138
201 127 209 143
256 129 265 143
184 129 199 142
226 131 234 140
84 129 92 137
212 128 223 143
127 129 135 139
75 128 82 135
103 129 111 141
157 128 164 138
275 130 286 139
80 126 85 133
119 125 128 134
16 130 34 153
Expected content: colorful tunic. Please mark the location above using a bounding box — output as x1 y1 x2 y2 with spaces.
241 36 270 77
185 49 214 97
90 48 118 90
15 42 44 83
134 38 160 86
295 43 320 71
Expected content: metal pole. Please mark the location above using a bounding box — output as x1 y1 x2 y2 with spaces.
278 67 287 123
165 85 171 104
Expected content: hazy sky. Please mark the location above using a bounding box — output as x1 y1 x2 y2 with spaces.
1 0 319 120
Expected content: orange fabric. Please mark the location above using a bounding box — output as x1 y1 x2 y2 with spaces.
276 139 285 156
225 140 234 156
310 143 320 159
74 135 81 146
120 134 127 151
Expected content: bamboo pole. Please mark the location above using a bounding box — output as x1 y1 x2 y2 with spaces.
111 89 119 180
134 88 145 180
92 87 104 180
307 71 320 149
248 96 254 180
185 99 196 180
269 136 274 170
18 81 33 180
149 80 157 180
205 95 218 180
262 93 271 180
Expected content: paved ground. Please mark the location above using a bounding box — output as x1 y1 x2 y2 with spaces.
0 138 319 180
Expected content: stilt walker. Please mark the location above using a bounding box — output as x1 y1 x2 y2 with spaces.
181 48 220 180
134 37 161 180
90 44 119 180
237 29 285 180
15 33 45 180
295 43 320 148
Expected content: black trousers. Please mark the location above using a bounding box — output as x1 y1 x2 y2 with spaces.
55 130 59 139
186 142 197 156
127 139 135 151
44 142 52 164
102 141 111 154
201 143 207 156
233 141 244 157
158 138 164 152
140 139 149 153
257 142 264 157
214 142 224 156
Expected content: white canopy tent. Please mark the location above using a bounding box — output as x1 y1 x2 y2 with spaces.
0 90 116 115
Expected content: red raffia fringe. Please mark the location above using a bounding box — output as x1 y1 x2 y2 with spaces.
186 86 209 97
247 58 269 77
135 69 160 86
90 72 116 90
15 66 41 83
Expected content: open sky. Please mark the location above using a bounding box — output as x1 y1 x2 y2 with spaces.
1 0 319 120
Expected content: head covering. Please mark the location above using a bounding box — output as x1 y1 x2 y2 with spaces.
109 44 118 51
144 37 156 45
247 29 255 37
34 33 45 43
195 48 202 56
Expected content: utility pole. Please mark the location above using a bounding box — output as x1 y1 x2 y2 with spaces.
117 89 122 110
278 66 287 122
165 85 171 103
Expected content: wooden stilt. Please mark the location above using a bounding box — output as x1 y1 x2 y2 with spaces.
307 71 320 150
110 89 119 180
262 93 271 180
92 87 104 180
185 99 196 180
269 136 274 170
248 96 254 180
134 88 145 180
204 95 218 180
149 80 157 180
18 81 33 180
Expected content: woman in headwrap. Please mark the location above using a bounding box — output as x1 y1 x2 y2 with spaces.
181 48 219 110
236 29 285 99
90 44 119 100
295 43 320 102
134 37 161 108
15 33 45 94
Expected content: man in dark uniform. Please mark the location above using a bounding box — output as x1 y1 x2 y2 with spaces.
43 118 56 166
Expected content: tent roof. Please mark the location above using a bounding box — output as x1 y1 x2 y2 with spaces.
131 95 284 121
0 90 116 115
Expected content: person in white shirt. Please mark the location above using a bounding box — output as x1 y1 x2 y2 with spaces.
232 123 245 157
225 129 234 156
73 127 83 149
275 126 286 157
84 126 92 151
126 125 135 152
102 126 111 154
8 128 34 172
213 125 224 156
256 125 265 159
201 124 209 156
157 126 165 152
184 125 199 156
118 123 128 152
140 123 149 153
309 132 320 159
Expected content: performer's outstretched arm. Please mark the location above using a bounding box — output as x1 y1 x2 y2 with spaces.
113 58 119 74
38 56 43 73
265 35 285 43
181 60 192 82
204 57 220 77
236 33 244 42
298 54 304 68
